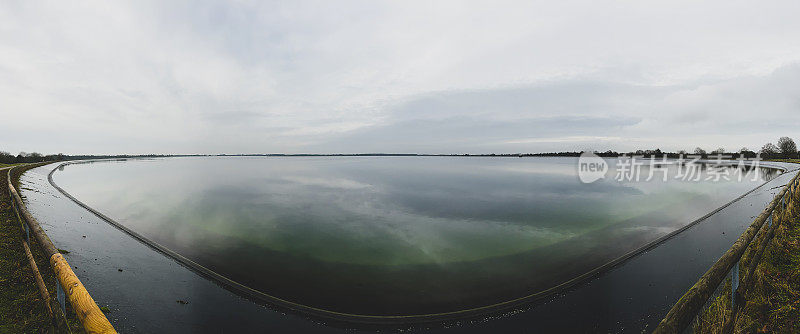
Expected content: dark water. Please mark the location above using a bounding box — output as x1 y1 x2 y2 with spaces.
49 156 774 316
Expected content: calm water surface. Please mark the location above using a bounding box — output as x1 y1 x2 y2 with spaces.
50 156 776 316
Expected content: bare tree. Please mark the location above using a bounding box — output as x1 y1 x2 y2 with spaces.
761 143 779 155
777 137 798 158
738 147 757 159
0 151 13 164
694 147 707 155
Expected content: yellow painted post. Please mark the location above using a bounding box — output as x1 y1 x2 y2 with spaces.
9 165 117 333
50 253 117 334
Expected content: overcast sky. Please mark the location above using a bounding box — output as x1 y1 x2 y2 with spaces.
2 1 800 155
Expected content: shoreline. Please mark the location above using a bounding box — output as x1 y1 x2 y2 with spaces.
40 157 799 326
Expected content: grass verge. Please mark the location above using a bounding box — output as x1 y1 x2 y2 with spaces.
767 159 800 164
1 164 84 333
694 168 800 333
733 204 800 333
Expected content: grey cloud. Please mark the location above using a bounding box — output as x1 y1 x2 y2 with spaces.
318 115 641 153
389 82 673 120
2 1 800 154
313 65 800 153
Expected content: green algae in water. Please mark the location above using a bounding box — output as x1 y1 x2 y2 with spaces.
51 156 776 314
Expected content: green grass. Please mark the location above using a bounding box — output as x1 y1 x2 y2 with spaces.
0 166 53 332
1 163 84 333
767 159 800 164
733 205 800 333
694 182 800 333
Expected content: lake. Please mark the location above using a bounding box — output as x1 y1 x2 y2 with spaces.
49 156 776 318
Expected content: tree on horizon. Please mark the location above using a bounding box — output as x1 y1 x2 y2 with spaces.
777 137 798 159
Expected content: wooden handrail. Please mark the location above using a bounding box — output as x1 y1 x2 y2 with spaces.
653 171 800 333
720 176 798 333
7 165 117 334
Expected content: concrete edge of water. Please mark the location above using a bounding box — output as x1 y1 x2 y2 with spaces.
39 158 800 326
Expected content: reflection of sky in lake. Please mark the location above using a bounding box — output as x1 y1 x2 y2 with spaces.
53 157 774 266
51 156 780 314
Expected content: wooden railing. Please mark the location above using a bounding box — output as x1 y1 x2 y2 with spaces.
654 169 800 333
6 165 117 334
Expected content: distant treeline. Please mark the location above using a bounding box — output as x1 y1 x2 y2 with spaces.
0 152 65 163
0 152 185 164
0 152 433 164
2 136 797 163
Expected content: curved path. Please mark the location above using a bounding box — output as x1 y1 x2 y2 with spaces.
17 160 800 332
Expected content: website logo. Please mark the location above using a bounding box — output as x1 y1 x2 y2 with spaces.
578 152 608 183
